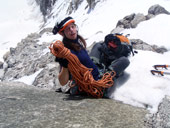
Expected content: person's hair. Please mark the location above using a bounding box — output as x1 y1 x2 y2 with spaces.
62 34 86 51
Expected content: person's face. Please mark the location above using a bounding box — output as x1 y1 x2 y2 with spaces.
63 23 77 40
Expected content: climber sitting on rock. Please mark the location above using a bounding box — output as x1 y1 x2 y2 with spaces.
90 33 131 79
50 16 131 97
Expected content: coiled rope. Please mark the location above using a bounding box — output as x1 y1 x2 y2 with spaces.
49 40 116 98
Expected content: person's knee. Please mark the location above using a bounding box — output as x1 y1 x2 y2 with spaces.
120 56 130 68
109 56 130 76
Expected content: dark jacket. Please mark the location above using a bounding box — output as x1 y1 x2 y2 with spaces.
90 42 131 68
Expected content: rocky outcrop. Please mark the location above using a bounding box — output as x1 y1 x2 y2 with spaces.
35 0 56 16
116 13 146 29
36 0 100 18
67 0 84 14
148 4 170 15
115 4 170 29
145 96 170 128
68 0 100 14
130 39 168 53
0 81 148 128
86 0 101 10
1 30 61 90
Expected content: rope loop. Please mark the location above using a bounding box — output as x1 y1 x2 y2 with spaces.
49 40 116 98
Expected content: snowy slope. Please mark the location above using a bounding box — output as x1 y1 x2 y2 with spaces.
45 0 170 47
1 0 170 112
44 0 170 112
0 0 43 62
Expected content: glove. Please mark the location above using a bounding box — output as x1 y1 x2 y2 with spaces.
55 57 68 68
121 44 131 57
116 44 131 57
104 34 121 46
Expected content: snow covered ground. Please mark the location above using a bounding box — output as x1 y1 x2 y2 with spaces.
1 0 170 112
0 0 43 62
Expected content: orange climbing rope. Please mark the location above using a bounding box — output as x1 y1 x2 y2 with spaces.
49 40 116 98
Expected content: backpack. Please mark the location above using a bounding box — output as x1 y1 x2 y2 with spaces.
109 33 136 56
116 33 130 44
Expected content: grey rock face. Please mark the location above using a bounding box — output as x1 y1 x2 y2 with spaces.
32 62 60 89
116 13 146 29
0 61 3 69
148 4 170 15
146 96 170 128
130 39 168 53
36 0 100 19
86 0 100 10
0 81 148 128
116 13 136 29
116 4 170 29
130 13 146 28
35 0 56 16
1 31 60 90
67 0 84 14
67 0 101 14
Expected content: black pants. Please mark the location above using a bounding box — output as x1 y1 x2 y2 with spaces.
108 56 130 77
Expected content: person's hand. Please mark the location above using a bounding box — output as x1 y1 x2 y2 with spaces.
55 57 68 68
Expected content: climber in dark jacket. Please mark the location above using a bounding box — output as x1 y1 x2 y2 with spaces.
52 16 99 87
89 34 131 78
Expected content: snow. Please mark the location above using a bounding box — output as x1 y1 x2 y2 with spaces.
123 14 170 50
0 0 170 112
113 50 170 112
14 69 43 85
0 0 43 62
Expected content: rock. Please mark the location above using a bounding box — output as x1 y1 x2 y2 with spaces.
130 39 168 53
86 0 100 10
148 4 170 15
131 13 146 28
0 81 148 128
0 69 4 80
0 61 3 69
145 14 155 20
35 0 55 16
32 62 60 89
145 96 170 128
1 32 58 89
116 4 170 30
153 46 168 54
67 0 84 14
116 13 135 29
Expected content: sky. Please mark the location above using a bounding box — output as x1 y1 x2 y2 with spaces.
0 0 170 113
